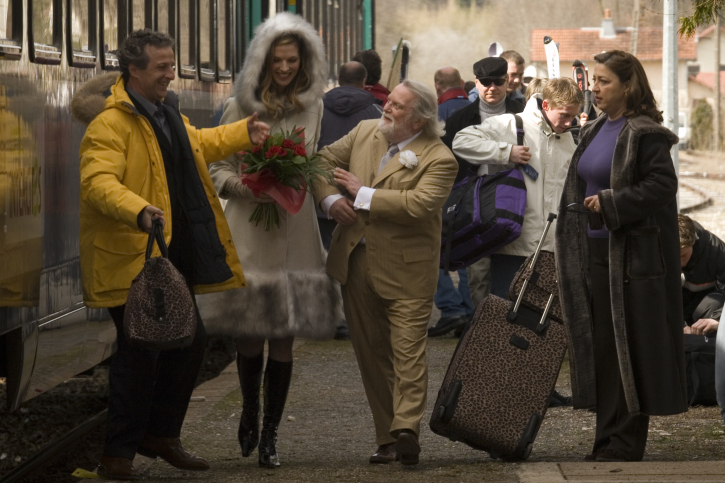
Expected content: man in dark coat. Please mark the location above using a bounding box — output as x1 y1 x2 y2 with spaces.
434 66 471 121
317 61 382 341
430 57 524 337
352 50 390 106
317 61 383 152
679 214 725 334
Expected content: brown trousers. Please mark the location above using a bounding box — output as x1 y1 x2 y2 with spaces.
342 246 433 445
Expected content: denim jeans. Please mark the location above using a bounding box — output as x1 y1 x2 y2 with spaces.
434 269 474 318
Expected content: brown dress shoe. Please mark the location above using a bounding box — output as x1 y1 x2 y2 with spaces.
97 455 143 481
369 442 397 464
137 435 210 471
395 429 421 466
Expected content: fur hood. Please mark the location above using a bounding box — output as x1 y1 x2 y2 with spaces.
70 72 120 125
233 12 328 119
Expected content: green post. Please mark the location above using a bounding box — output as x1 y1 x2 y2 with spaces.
287 0 296 14
362 0 373 50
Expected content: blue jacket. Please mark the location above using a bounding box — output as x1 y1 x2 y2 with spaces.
317 86 383 150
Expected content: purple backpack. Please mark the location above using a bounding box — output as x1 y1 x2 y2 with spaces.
440 115 527 271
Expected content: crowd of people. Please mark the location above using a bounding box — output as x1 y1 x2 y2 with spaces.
72 11 725 481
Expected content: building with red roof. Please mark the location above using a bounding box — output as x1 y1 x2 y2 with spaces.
528 9 695 111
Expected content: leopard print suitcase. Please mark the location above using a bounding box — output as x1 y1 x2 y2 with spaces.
429 294 567 460
508 251 563 323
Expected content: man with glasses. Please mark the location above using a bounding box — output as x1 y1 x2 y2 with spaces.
429 57 524 336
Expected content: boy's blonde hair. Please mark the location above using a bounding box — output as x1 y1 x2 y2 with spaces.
542 77 584 108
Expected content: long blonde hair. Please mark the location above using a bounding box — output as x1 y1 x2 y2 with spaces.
257 33 312 118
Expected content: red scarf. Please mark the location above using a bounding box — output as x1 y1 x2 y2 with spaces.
438 88 469 105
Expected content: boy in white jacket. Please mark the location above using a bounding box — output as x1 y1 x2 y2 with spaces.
452 78 583 298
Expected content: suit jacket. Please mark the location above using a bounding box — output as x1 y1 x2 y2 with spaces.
315 119 458 300
441 97 524 182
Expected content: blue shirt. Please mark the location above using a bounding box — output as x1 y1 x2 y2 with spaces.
577 116 626 238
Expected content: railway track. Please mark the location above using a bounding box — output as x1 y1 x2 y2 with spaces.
0 410 108 483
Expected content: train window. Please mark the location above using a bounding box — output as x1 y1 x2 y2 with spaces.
67 0 97 68
198 0 213 81
157 0 168 33
232 0 245 75
131 0 151 31
216 0 230 83
29 0 62 64
100 0 119 69
0 0 22 60
178 0 196 78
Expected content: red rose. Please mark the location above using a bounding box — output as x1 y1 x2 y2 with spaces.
294 127 305 139
251 146 262 154
265 145 284 158
294 145 306 157
282 139 295 149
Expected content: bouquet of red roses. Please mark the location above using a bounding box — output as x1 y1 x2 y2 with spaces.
236 126 332 231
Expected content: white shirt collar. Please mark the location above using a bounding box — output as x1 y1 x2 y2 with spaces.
392 130 422 151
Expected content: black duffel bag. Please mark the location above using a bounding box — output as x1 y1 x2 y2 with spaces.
683 333 717 406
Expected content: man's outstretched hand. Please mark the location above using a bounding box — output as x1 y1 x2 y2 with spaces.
246 112 270 146
334 168 364 198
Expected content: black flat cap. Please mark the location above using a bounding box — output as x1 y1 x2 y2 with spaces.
473 57 508 79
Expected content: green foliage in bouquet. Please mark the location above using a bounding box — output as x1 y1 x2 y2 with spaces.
236 126 333 230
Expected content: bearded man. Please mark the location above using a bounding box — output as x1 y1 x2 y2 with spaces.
314 80 457 466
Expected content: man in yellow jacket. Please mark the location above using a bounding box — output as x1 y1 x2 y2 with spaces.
75 30 268 480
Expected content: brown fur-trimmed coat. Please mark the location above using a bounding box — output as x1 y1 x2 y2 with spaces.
555 114 688 416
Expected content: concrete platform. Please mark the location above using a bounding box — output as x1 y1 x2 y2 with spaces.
518 461 725 482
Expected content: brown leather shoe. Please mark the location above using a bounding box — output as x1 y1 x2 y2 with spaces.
369 442 397 464
395 429 421 466
97 455 142 481
137 435 210 471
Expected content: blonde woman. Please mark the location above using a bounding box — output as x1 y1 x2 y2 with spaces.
205 13 337 468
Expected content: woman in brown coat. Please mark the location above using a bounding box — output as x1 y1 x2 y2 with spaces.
555 51 687 463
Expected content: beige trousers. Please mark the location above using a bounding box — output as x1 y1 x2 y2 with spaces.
342 246 433 445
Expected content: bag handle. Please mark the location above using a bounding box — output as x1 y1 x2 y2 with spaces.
145 218 169 260
507 212 556 327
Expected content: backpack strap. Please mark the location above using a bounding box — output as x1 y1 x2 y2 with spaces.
514 114 524 146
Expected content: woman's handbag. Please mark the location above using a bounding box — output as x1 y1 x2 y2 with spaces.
123 219 197 350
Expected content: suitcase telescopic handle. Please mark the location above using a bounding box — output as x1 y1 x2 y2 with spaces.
510 213 557 320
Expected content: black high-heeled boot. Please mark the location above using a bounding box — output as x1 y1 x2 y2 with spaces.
237 353 264 457
258 358 293 468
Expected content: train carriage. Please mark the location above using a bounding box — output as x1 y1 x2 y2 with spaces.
0 0 373 411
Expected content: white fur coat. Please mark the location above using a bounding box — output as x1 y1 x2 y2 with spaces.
199 12 340 340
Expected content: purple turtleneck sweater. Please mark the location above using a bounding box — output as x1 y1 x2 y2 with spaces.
577 116 627 238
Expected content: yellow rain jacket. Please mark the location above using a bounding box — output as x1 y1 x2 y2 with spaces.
78 76 248 308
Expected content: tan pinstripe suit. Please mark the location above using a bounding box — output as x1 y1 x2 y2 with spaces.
315 119 457 444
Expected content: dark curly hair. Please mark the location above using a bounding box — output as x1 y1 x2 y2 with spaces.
593 50 663 124
352 50 382 85
117 29 175 83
